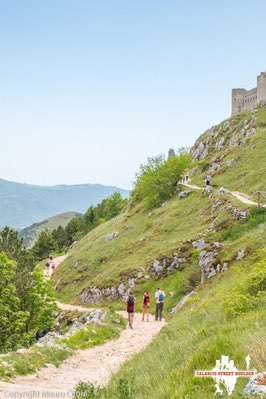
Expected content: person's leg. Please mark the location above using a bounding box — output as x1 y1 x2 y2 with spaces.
157 303 161 321
156 304 159 321
159 303 164 321
142 307 145 321
146 306 150 321
129 313 134 328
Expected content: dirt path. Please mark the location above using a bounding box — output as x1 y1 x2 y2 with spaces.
0 313 165 397
181 182 266 208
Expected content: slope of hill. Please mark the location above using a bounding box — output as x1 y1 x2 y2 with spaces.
51 107 266 397
20 212 82 247
55 107 266 306
0 180 129 229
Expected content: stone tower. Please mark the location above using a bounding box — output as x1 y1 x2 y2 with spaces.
257 72 266 106
231 71 266 115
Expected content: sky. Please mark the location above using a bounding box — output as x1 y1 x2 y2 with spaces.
0 0 266 190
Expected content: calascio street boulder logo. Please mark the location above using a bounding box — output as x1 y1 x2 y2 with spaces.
194 355 256 396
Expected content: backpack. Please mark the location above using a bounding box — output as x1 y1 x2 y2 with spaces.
159 292 165 302
127 295 135 305
143 294 150 305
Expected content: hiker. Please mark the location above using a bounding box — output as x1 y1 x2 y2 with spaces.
142 290 151 322
155 288 165 321
125 290 136 329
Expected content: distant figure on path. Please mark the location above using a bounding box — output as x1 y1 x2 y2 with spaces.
155 288 165 321
126 291 136 329
142 290 151 322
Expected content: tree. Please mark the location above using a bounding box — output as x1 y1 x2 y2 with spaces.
133 152 192 209
0 227 36 306
100 192 128 220
32 230 56 260
0 227 24 260
65 216 82 245
52 225 67 251
0 252 28 352
24 270 56 341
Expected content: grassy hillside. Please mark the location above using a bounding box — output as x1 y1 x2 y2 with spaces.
20 212 81 247
55 107 266 305
55 193 211 302
97 108 266 399
104 247 266 399
191 107 266 197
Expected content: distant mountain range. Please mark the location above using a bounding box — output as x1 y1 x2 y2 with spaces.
0 179 129 229
20 211 82 247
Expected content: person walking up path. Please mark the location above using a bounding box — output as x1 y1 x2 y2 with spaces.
155 288 166 321
142 290 151 322
125 291 136 329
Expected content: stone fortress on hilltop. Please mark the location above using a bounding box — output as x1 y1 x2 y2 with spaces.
232 71 266 115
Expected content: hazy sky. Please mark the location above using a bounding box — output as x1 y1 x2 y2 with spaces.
1 0 265 189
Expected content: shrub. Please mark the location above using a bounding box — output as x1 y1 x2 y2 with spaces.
133 151 191 210
223 293 256 317
223 254 266 317
74 382 104 398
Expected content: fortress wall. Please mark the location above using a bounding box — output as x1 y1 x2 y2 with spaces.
232 89 246 115
242 88 257 112
257 72 266 105
231 71 266 115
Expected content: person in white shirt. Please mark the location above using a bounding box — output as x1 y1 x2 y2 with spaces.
155 288 165 321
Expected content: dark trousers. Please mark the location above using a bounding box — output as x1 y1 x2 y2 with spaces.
156 302 164 321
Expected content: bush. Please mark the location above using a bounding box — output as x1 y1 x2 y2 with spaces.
133 151 191 210
0 252 29 352
223 293 256 317
74 382 104 398
223 254 266 317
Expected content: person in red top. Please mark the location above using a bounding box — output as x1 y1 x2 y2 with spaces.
142 290 151 322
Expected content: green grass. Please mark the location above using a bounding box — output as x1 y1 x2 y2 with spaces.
193 107 266 198
55 109 266 305
55 193 212 303
218 208 266 242
0 310 125 381
0 345 72 380
60 311 126 350
102 249 266 399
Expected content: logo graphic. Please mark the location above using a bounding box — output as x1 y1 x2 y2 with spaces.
194 355 256 396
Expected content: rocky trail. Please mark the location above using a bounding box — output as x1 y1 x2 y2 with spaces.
0 256 166 398
0 314 165 398
181 182 266 208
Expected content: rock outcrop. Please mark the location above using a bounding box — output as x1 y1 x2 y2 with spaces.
191 114 257 165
